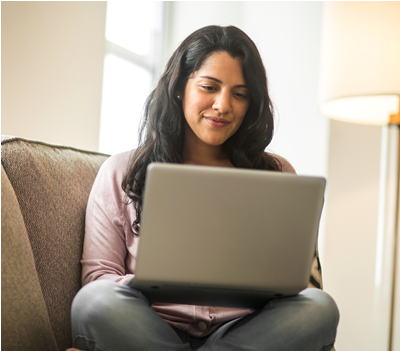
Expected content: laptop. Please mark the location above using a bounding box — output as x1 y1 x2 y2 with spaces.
132 163 326 309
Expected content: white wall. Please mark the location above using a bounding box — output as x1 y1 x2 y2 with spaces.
1 2 106 151
323 120 381 350
168 2 245 56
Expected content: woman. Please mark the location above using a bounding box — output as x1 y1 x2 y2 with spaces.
71 25 339 351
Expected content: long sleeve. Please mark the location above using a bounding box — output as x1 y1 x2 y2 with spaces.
81 151 138 286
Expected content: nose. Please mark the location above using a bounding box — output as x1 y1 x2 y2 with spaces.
212 90 231 115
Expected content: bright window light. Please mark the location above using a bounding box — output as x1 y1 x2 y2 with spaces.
99 1 163 155
99 54 151 155
105 1 156 56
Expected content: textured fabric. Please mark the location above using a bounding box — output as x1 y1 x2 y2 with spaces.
1 166 59 351
81 150 326 338
1 135 109 351
71 280 339 351
1 166 58 351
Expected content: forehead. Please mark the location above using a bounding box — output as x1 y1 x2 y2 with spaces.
193 51 246 82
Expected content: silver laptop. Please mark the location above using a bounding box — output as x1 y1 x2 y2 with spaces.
133 163 326 308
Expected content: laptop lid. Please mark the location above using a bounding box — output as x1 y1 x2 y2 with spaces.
134 163 326 308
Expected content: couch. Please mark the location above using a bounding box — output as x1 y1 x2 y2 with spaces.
1 135 109 351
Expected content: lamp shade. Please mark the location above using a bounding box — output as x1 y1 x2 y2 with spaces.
319 2 400 125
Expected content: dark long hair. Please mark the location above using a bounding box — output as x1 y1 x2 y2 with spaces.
122 25 281 235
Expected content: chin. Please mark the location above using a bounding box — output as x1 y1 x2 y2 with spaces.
203 138 227 146
201 133 231 146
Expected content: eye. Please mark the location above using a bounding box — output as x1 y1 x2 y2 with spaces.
201 85 216 92
234 92 248 99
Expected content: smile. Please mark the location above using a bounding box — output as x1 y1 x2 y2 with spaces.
204 117 231 128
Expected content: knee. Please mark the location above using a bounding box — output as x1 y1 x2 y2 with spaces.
71 279 149 325
71 280 123 325
301 288 339 328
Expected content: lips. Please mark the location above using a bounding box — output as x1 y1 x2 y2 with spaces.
204 116 231 128
205 116 230 123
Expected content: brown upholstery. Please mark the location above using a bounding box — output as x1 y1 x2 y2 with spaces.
1 166 59 350
1 136 109 351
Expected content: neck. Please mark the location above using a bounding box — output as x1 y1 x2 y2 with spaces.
183 130 232 167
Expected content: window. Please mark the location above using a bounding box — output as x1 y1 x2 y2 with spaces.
99 1 166 155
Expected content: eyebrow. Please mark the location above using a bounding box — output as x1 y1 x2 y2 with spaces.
199 75 247 89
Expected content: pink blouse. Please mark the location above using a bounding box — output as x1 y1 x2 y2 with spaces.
81 150 296 337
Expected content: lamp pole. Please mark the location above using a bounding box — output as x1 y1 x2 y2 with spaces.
374 106 400 351
388 108 400 351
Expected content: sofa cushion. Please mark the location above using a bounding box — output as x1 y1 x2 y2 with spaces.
1 136 109 351
1 166 59 351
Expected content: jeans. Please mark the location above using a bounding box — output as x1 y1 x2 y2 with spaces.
71 280 339 351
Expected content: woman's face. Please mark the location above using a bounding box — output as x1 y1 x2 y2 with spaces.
181 51 250 148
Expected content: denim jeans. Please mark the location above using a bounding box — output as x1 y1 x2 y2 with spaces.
71 280 339 351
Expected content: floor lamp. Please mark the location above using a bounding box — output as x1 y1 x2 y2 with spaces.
318 2 400 350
